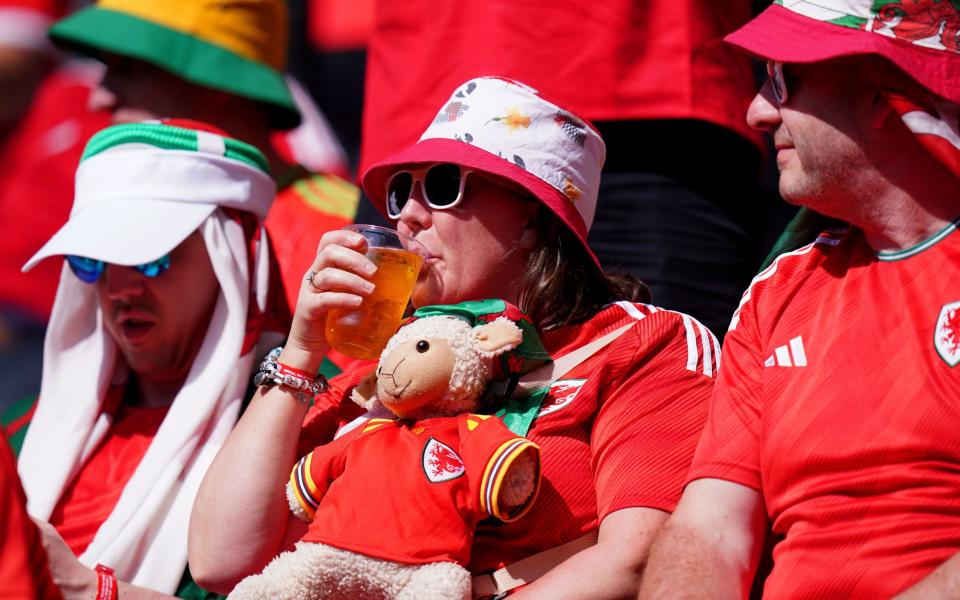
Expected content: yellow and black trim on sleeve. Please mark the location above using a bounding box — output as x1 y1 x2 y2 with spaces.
479 438 541 522
289 453 321 520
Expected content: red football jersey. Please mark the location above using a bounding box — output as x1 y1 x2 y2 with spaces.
48 397 168 555
690 223 960 598
470 302 716 572
0 433 61 600
291 414 539 566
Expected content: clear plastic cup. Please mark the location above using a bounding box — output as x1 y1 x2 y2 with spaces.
325 224 426 359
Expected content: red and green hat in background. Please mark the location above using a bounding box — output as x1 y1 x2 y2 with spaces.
733 1 960 266
727 0 959 104
49 0 300 129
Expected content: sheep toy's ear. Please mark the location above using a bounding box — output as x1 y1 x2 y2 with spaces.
474 317 524 357
350 370 380 410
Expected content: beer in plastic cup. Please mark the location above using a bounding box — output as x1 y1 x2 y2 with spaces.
325 224 425 359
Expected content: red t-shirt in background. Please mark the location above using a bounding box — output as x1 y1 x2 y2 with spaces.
0 432 61 600
48 392 168 556
359 0 761 173
0 62 110 320
690 224 960 598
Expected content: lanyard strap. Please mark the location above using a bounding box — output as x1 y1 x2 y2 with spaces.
497 323 633 436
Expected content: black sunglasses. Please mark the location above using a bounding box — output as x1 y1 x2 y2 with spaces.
386 163 473 219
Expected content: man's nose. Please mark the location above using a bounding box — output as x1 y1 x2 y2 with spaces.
746 80 782 133
100 263 146 301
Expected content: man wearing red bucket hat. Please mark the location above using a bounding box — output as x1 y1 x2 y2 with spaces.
641 2 960 598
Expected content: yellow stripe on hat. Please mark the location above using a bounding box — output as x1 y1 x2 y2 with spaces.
97 0 287 69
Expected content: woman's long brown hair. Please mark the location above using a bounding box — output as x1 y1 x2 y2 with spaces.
517 207 651 330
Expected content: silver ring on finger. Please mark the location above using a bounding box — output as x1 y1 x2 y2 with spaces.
304 270 322 292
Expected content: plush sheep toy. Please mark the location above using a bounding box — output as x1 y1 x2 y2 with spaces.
230 299 550 600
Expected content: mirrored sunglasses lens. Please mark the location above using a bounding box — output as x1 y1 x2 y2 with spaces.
768 61 786 104
66 255 104 283
136 254 171 277
386 172 414 218
423 163 463 207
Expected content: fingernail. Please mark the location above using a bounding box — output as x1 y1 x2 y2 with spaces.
349 295 363 305
362 281 375 294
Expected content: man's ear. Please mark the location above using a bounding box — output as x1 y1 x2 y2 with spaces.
474 318 523 356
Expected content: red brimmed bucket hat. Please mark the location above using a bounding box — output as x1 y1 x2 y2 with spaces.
726 0 960 104
361 76 606 267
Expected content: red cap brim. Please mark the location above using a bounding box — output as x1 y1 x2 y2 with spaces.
361 138 600 268
726 4 960 104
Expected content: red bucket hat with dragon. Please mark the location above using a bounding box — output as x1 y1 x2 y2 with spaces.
728 0 960 179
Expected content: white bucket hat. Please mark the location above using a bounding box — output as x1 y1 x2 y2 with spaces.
362 76 606 266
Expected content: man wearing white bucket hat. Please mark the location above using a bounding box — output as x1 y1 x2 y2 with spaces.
12 119 289 598
641 1 960 598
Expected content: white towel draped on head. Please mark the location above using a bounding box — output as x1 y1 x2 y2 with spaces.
18 209 271 593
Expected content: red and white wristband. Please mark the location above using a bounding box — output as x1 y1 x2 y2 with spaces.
95 564 118 600
253 346 328 405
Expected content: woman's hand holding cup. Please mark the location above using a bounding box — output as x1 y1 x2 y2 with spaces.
280 228 379 374
281 225 426 373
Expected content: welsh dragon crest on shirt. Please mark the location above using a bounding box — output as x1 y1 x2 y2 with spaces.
935 301 960 367
422 438 465 482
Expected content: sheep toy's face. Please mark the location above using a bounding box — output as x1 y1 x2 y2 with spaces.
363 314 525 421
376 337 457 419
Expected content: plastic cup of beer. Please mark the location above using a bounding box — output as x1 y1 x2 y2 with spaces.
325 224 426 359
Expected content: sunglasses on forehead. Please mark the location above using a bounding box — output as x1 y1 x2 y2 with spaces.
386 163 473 219
65 254 172 284
766 60 789 105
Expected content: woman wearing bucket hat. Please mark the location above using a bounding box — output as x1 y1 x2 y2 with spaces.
192 77 718 598
640 2 960 599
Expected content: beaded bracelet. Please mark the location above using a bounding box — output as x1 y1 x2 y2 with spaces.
253 346 328 405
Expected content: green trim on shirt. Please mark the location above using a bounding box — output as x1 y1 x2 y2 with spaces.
876 219 960 261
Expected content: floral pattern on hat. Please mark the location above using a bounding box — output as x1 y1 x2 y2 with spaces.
417 76 606 232
434 101 470 125
486 108 532 131
777 0 960 54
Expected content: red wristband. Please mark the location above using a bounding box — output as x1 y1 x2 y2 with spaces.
276 362 314 380
95 564 118 600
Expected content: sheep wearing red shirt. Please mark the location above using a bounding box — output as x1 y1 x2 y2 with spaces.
230 301 544 600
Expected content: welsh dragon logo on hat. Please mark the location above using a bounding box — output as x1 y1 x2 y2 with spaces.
778 0 960 52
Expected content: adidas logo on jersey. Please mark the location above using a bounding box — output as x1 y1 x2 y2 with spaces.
765 336 807 367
